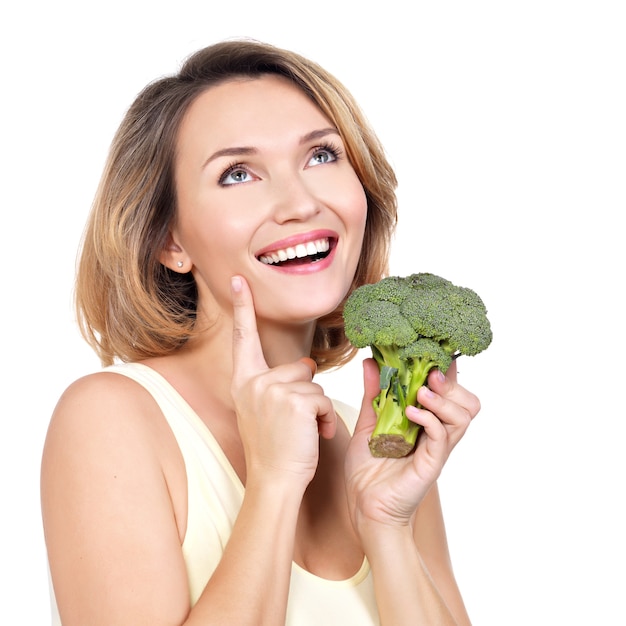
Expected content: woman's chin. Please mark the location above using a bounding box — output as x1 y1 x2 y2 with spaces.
258 295 343 327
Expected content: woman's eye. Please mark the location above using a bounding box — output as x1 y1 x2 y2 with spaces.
220 167 251 186
308 147 338 167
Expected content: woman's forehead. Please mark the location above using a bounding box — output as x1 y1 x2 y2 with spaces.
176 75 335 159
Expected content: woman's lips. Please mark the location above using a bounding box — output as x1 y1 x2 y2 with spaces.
255 230 338 274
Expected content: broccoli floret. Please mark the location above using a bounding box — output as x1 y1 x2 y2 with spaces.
343 273 492 458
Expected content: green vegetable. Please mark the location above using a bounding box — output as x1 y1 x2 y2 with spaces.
343 273 492 458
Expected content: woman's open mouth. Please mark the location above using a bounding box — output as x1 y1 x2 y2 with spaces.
257 237 334 267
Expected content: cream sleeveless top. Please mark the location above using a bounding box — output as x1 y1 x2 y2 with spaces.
49 362 379 625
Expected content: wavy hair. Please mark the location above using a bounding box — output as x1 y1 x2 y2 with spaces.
76 39 397 370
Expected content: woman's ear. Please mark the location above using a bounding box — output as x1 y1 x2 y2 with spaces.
159 233 192 273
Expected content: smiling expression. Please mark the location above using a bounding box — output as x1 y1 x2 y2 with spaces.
170 74 368 326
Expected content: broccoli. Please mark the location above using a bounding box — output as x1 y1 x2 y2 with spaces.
343 273 492 458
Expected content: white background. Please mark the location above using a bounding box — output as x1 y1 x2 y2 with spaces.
2 1 624 623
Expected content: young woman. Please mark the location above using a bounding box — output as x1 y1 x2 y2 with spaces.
41 40 480 625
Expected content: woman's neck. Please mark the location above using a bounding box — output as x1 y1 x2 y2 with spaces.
162 312 317 399
255 318 317 367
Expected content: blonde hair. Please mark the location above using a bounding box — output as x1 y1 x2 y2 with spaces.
76 39 398 370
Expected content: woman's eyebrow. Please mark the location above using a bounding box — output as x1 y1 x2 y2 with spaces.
202 128 340 169
300 128 340 144
203 146 257 169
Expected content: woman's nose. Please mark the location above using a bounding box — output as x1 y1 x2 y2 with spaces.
270 174 321 224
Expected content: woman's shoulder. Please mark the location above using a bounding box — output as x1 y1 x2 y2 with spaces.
60 365 144 393
54 367 155 417
44 366 171 463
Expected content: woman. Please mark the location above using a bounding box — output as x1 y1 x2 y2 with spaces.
41 39 479 625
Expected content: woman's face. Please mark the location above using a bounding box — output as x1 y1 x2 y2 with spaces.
170 74 368 326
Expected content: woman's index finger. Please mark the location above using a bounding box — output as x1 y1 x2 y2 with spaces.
230 276 268 378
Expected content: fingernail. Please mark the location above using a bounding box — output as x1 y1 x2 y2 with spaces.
421 386 434 398
231 276 242 293
436 369 445 383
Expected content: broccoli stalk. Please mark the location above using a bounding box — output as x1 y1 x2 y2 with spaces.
370 344 437 457
369 340 454 457
343 273 492 458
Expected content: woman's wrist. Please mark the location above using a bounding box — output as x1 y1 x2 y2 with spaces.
356 517 414 555
245 468 309 510
358 521 457 626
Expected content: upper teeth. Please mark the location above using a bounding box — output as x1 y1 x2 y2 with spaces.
258 238 330 265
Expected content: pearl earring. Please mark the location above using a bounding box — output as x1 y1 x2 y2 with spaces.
177 261 183 268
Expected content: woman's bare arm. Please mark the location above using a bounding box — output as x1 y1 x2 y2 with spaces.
413 483 472 625
41 373 304 626
345 359 479 625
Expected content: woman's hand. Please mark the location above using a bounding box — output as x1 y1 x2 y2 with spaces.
345 357 480 534
230 275 337 489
